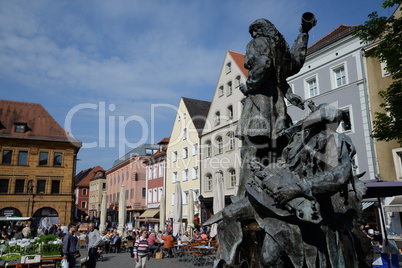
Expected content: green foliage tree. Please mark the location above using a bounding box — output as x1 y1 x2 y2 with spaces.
354 0 402 145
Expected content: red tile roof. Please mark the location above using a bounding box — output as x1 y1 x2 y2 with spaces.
158 137 170 144
307 25 358 54
0 99 81 146
75 165 105 187
228 50 249 77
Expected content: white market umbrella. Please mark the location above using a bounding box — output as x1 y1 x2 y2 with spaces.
117 185 127 237
187 190 195 234
210 171 225 238
173 182 182 237
159 194 166 232
99 191 107 233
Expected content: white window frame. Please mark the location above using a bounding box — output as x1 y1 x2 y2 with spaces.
206 141 212 157
172 151 178 163
216 137 223 155
82 201 87 209
192 143 198 156
148 189 153 203
336 105 354 134
153 165 158 178
228 132 235 151
172 171 178 183
235 76 241 88
172 192 175 206
228 169 236 188
205 174 212 191
380 61 391 77
227 105 233 119
183 190 189 205
192 166 198 180
159 163 164 178
183 147 188 159
193 189 199 202
218 86 224 97
331 63 347 89
305 75 319 98
227 81 233 96
392 148 402 180
183 128 187 140
226 62 232 74
182 168 188 182
158 187 163 202
153 188 158 203
215 111 220 126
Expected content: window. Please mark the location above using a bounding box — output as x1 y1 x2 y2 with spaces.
158 187 163 201
53 152 62 166
306 77 318 97
172 171 178 183
183 168 188 181
37 180 46 194
337 107 353 133
148 167 152 180
218 86 224 97
18 151 28 165
102 183 106 190
392 148 402 180
153 165 158 178
146 149 156 155
380 61 391 77
235 76 241 88
83 188 88 195
228 169 236 188
39 152 48 166
182 147 188 159
82 201 87 209
205 141 212 157
183 190 189 205
228 132 235 151
122 173 125 181
113 193 116 202
126 171 129 180
183 128 187 140
216 137 223 154
226 62 232 73
153 188 157 203
14 123 27 133
192 166 198 180
227 81 233 96
148 189 152 203
51 180 60 194
205 174 212 191
215 111 220 126
172 151 178 162
130 189 134 199
192 143 198 156
333 65 346 87
159 163 164 177
183 113 187 119
193 189 199 202
15 179 25 194
2 150 12 164
227 105 233 119
172 192 175 206
178 115 181 122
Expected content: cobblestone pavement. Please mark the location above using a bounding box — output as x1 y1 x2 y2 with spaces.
76 248 214 268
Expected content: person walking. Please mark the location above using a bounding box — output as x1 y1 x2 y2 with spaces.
133 230 149 268
86 223 101 268
62 224 78 268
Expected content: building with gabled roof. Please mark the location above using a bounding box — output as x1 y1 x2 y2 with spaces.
199 50 248 223
164 97 210 233
74 165 105 222
0 99 81 227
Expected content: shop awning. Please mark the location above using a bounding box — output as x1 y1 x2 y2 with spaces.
362 201 375 210
0 217 32 221
139 209 159 218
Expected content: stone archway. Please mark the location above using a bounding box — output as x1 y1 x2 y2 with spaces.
32 207 59 232
0 207 22 217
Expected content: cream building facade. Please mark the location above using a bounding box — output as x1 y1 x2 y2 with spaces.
199 50 248 223
165 97 210 229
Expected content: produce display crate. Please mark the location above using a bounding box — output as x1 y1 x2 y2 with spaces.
21 254 41 263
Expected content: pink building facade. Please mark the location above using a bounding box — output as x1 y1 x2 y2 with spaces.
106 144 158 228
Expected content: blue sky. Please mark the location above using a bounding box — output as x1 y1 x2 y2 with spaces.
0 0 393 173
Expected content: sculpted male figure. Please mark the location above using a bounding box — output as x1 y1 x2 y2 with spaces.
236 14 316 197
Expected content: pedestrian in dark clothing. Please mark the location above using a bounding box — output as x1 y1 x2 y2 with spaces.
62 224 78 268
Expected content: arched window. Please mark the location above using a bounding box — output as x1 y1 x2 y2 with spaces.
227 132 235 151
216 136 223 154
228 169 236 188
205 141 212 157
205 173 213 191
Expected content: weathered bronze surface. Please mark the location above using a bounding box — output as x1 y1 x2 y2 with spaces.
204 13 372 268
